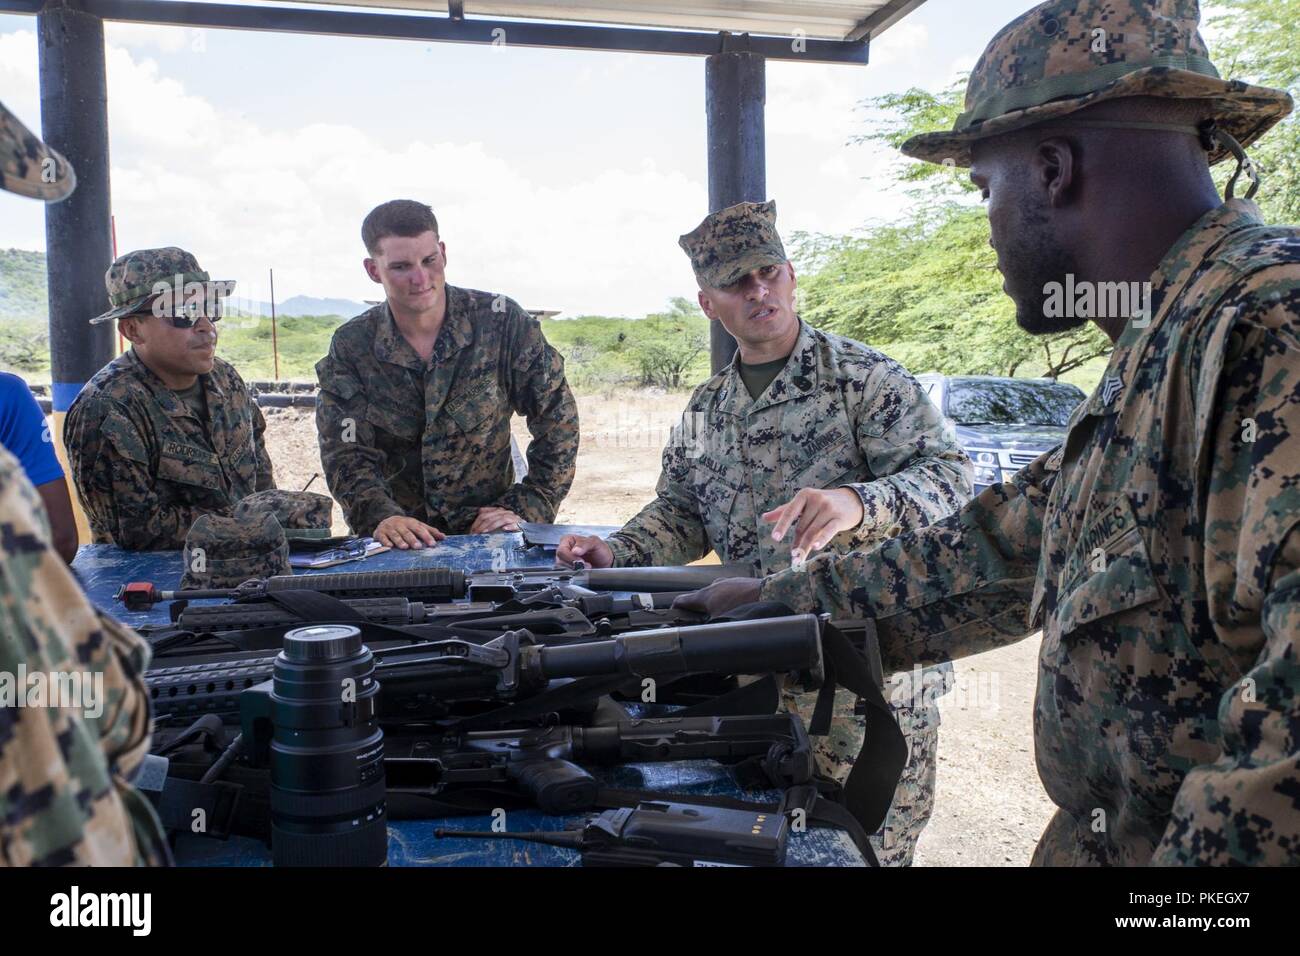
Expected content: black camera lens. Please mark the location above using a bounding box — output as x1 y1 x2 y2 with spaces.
267 625 387 866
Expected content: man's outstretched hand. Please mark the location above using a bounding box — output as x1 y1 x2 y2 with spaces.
556 534 614 568
672 577 764 618
763 487 864 563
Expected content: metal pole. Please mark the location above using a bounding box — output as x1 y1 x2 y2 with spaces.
705 48 766 374
39 1 114 405
39 0 114 543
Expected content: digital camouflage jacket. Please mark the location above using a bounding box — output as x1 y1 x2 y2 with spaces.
315 289 578 536
0 447 168 865
607 320 973 571
64 349 274 551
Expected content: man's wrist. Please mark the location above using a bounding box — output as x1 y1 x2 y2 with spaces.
604 536 632 568
840 484 874 533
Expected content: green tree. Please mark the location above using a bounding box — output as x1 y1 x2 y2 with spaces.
626 298 710 389
1207 0 1300 223
800 81 1110 379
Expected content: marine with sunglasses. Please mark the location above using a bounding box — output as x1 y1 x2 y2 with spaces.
64 247 277 551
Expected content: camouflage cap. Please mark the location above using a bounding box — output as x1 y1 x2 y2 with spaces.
0 99 75 202
679 201 787 289
90 247 235 325
181 503 290 590
239 490 334 542
902 0 1294 168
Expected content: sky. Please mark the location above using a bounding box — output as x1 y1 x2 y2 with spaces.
1 0 1036 316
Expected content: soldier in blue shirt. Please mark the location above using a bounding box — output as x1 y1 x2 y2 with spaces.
0 370 79 563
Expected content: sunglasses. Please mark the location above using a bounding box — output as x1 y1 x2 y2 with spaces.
129 304 224 329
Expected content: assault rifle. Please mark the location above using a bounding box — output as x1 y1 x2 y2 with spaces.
117 562 755 611
152 587 706 640
159 713 816 836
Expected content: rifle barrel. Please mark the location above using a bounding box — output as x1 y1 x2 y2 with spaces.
537 615 821 680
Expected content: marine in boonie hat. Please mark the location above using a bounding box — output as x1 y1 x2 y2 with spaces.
180 502 292 590
91 247 236 325
0 98 75 201
679 201 788 289
240 489 334 542
902 0 1293 197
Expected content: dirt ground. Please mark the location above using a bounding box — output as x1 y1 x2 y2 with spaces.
261 389 1056 866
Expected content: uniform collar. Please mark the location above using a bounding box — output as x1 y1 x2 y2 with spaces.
715 319 819 417
1113 199 1263 353
121 347 224 418
1075 199 1264 423
372 285 475 370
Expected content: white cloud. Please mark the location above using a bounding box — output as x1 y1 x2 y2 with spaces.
0 29 707 316
0 17 965 318
869 21 930 68
105 22 194 54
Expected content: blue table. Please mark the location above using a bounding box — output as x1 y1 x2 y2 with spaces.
78 531 863 867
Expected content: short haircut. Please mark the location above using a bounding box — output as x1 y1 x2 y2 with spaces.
362 200 440 255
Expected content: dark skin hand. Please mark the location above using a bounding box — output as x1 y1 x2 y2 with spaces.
671 577 763 618
36 477 80 565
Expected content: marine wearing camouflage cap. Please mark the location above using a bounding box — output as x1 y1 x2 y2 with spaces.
0 99 75 201
902 0 1292 183
90 247 235 325
679 201 788 289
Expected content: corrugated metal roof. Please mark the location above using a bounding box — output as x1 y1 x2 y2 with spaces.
298 1 925 42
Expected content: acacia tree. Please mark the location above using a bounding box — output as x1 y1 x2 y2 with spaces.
1208 0 1300 224
801 2 1299 381
627 298 710 389
795 81 1111 380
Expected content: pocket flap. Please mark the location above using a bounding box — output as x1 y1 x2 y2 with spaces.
365 401 422 441
157 441 226 492
316 356 361 402
445 377 501 434
1054 496 1163 636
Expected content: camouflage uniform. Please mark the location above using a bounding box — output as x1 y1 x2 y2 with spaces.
761 0 1300 865
0 103 164 865
65 348 275 551
316 289 578 536
608 202 974 864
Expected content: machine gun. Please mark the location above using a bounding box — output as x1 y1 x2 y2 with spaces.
117 562 755 611
143 590 906 865
146 614 824 723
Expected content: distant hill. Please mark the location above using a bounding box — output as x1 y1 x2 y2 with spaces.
0 249 368 321
0 249 48 321
228 295 370 319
